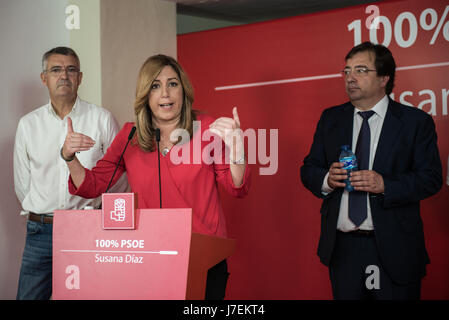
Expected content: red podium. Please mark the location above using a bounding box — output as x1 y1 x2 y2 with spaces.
52 195 235 300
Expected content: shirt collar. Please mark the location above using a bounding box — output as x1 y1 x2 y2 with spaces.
353 95 388 119
46 96 80 119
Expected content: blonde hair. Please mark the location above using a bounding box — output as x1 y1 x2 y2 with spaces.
134 54 196 152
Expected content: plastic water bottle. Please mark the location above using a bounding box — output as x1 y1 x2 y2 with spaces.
339 145 357 192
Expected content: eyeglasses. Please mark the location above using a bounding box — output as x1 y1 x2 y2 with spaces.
44 66 80 76
341 67 376 77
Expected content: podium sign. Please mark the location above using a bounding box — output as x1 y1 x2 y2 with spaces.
102 193 136 230
52 208 193 300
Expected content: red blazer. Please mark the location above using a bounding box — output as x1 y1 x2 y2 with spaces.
69 113 251 237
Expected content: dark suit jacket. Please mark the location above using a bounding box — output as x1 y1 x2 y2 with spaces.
300 98 442 284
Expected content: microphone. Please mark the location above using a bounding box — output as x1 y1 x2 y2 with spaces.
104 126 136 194
155 128 162 208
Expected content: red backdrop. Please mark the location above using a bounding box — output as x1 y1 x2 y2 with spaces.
178 0 449 299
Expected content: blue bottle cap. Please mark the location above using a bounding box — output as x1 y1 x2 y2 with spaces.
341 145 350 150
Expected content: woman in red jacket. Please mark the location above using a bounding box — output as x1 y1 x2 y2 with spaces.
61 54 251 299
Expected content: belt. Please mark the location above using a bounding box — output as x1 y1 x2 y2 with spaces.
337 229 374 237
28 212 53 224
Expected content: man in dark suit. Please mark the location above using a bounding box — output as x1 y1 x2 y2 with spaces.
300 42 442 299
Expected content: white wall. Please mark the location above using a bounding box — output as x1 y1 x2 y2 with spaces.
100 0 177 126
69 0 102 106
0 0 70 299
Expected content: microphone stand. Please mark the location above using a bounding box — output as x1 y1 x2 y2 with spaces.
155 128 162 209
98 126 136 209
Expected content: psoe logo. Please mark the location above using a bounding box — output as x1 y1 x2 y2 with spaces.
110 198 126 222
102 193 135 230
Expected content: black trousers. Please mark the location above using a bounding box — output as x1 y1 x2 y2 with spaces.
205 259 229 300
329 231 421 300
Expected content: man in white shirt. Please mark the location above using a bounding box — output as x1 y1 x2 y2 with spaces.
14 47 128 299
301 42 442 299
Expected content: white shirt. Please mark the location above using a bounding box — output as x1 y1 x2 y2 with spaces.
322 95 389 231
14 96 128 215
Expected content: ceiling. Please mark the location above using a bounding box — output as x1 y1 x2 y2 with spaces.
169 0 382 24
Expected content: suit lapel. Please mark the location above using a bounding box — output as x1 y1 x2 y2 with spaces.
330 102 354 158
373 99 404 171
